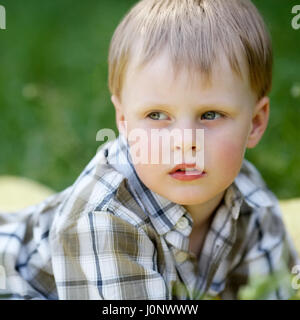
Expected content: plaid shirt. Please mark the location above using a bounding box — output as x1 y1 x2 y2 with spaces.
0 134 299 300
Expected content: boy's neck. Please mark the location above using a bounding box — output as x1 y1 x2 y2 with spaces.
183 190 225 231
184 190 225 258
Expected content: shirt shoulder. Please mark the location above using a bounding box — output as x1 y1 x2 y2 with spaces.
235 157 283 221
234 158 279 213
227 159 287 264
49 140 149 238
230 159 299 269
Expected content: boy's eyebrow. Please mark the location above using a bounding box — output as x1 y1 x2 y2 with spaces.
139 102 239 112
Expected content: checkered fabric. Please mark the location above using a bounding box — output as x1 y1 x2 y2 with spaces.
0 134 299 299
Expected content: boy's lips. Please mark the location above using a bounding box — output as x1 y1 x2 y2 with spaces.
169 163 206 181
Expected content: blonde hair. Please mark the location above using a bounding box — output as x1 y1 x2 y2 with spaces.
108 0 273 102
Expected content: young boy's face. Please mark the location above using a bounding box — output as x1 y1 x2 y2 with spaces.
111 48 269 207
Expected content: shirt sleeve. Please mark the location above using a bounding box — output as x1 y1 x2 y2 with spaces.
50 209 168 300
221 204 300 300
0 187 72 300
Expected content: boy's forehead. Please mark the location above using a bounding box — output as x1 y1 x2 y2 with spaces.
122 47 253 103
125 48 208 87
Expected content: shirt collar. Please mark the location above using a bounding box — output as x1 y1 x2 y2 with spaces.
220 158 275 221
105 134 274 232
233 159 274 210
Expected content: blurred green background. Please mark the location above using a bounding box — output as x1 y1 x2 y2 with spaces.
0 0 299 198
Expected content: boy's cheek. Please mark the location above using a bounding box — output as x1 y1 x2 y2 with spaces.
209 137 246 172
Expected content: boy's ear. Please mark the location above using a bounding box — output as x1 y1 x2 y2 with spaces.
246 96 270 149
111 95 127 137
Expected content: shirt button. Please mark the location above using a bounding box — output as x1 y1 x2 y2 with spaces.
176 217 189 230
175 251 189 263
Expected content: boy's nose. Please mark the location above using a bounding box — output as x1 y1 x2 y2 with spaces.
172 128 203 153
174 143 197 152
170 128 204 168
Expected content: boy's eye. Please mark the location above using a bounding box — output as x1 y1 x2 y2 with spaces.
147 111 169 120
201 111 222 120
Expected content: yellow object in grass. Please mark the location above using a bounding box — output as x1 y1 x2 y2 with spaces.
279 199 300 256
0 175 55 212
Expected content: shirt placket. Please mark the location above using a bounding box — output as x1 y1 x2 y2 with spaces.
194 196 242 298
163 215 200 299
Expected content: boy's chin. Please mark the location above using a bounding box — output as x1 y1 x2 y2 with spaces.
163 192 210 206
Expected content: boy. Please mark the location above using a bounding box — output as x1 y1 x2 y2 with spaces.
0 0 299 300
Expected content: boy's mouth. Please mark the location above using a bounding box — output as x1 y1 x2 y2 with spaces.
169 164 206 181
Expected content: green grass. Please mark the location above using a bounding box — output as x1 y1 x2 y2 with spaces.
0 0 299 198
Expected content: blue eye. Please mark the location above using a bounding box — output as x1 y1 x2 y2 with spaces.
147 111 169 120
201 111 222 120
